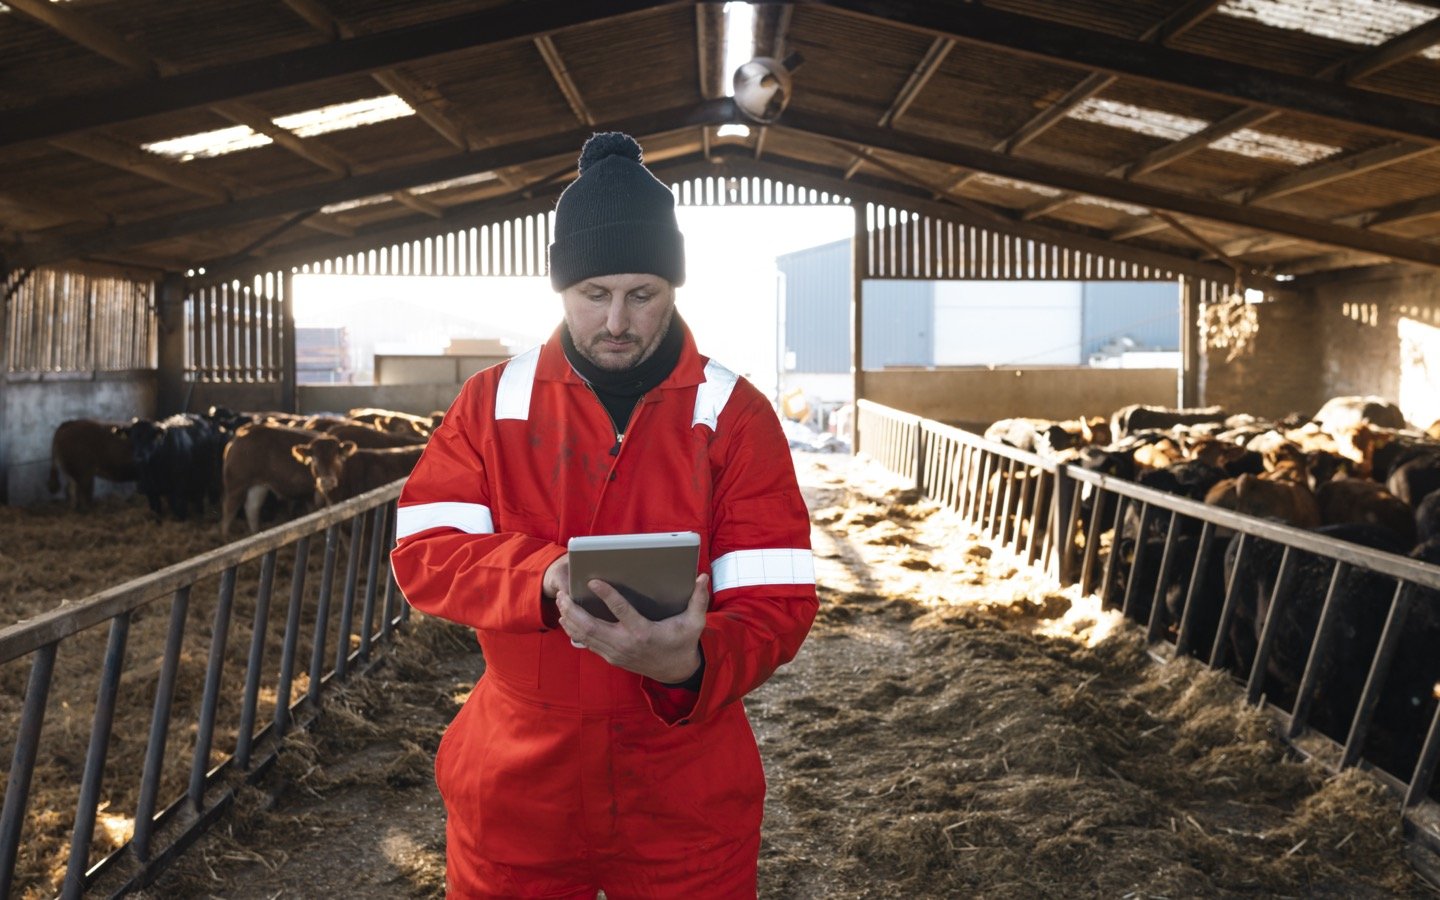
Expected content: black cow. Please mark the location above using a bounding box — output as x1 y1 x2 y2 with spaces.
1387 453 1440 508
1222 524 1410 746
126 413 226 521
1416 491 1440 545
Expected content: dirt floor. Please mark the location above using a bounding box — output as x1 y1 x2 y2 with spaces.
6 453 1440 898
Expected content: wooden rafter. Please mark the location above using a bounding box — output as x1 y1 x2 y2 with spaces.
696 3 727 101
6 100 738 268
0 0 684 149
776 108 1440 267
1054 13 1440 237
950 1 1224 193
536 35 596 127
822 0 1440 145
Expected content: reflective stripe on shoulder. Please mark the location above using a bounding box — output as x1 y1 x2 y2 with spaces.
710 548 816 592
395 502 495 540
692 359 739 430
495 345 541 421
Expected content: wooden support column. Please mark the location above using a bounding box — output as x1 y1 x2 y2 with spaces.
281 270 298 413
1180 276 1202 407
850 203 866 454
156 272 188 415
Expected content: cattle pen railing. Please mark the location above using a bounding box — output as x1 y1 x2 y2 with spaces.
0 483 405 899
857 399 1440 862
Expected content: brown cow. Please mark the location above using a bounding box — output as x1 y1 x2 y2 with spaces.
322 422 428 448
345 407 433 438
219 423 325 537
1315 478 1416 548
47 419 138 508
292 436 424 505
1204 474 1322 529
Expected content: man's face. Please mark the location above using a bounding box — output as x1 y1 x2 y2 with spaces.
561 273 676 372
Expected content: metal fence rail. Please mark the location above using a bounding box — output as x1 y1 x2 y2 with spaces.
856 399 1440 855
0 483 405 899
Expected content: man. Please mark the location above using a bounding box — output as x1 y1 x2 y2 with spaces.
390 131 818 898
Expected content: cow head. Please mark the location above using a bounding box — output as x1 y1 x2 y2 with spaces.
292 437 358 504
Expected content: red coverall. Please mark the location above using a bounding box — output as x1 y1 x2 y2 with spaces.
390 324 818 898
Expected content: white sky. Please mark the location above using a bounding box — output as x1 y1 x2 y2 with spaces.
293 203 853 397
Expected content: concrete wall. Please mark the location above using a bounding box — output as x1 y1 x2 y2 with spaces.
299 383 465 416
3 372 156 505
863 366 1177 429
1199 295 1324 420
374 354 507 385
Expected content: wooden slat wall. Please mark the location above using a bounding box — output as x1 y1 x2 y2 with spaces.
185 272 284 383
865 203 1180 282
5 268 155 373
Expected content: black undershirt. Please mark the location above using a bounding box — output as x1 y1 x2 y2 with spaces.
560 312 685 442
560 314 703 691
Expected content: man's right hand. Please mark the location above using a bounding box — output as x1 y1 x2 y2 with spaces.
542 553 570 600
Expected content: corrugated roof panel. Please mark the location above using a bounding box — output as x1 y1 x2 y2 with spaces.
1170 9 1383 75
1352 58 1440 105
550 8 703 123
904 45 1093 147
0 16 146 113
984 0 1195 38
81 0 325 72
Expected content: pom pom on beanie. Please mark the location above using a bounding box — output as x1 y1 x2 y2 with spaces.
578 132 643 174
548 132 685 291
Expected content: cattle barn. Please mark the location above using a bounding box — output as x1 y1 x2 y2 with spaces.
4 0 1440 896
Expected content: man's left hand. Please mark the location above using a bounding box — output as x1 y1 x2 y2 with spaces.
556 574 709 684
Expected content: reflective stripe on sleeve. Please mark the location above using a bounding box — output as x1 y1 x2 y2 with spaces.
710 548 816 592
692 359 738 430
495 345 541 421
395 502 495 539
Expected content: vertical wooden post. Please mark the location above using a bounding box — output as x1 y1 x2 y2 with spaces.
281 270 298 413
1180 276 1201 407
156 273 188 415
851 203 866 454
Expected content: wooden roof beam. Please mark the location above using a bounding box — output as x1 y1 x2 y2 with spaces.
696 4 727 101
3 0 159 76
957 1 1236 200
776 108 1440 267
6 100 737 268
754 4 794 60
879 36 952 129
823 1 1440 145
535 35 596 127
0 0 684 149
705 149 1260 285
48 132 233 202
847 36 952 177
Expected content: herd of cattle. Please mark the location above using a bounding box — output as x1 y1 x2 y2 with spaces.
986 396 1440 784
46 406 436 537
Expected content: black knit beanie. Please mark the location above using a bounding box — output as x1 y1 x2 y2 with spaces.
548 132 686 291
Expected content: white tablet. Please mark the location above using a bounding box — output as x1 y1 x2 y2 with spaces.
567 531 701 622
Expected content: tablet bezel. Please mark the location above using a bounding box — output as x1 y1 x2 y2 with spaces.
567 531 700 622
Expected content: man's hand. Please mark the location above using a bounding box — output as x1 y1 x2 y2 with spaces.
557 574 709 684
542 554 570 600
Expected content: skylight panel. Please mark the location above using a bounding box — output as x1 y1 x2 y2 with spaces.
143 125 272 161
1068 99 1340 165
273 95 414 138
319 194 391 215
973 174 1063 197
142 95 415 162
411 172 498 195
1218 0 1440 59
1076 196 1150 216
